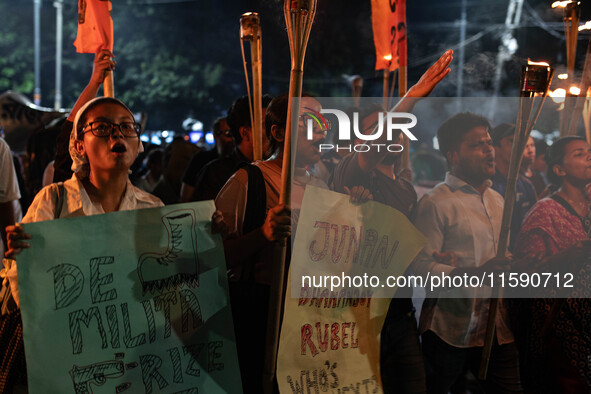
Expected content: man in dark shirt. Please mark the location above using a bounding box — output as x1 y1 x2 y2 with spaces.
490 123 537 251
192 94 272 201
179 117 233 202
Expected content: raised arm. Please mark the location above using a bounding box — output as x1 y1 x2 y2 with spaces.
67 49 116 122
357 50 453 173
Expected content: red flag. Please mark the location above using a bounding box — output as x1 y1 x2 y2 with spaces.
73 0 113 53
371 0 406 70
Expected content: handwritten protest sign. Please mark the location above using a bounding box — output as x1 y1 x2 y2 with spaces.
278 186 426 393
18 201 241 394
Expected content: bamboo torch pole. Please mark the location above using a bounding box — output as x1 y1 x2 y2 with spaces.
103 72 114 97
399 62 409 172
555 1 580 136
240 13 264 161
383 68 390 111
584 94 591 144
479 61 554 379
263 1 316 392
397 0 409 170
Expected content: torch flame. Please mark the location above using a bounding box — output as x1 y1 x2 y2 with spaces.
383 54 392 61
579 21 591 31
550 88 566 103
527 59 550 67
558 73 569 79
552 0 574 8
570 86 581 95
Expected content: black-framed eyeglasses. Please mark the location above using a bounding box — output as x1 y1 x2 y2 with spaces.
214 129 232 138
83 121 141 138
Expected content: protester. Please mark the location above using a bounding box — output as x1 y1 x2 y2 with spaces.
53 49 116 183
310 106 356 184
528 138 549 196
412 112 522 393
2 97 162 393
180 117 233 202
193 95 273 202
150 137 199 204
331 50 452 394
214 93 327 392
5 96 163 259
0 138 21 260
512 136 591 393
490 123 537 251
135 148 164 193
520 135 536 177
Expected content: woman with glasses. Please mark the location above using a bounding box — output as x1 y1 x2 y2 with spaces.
4 96 163 291
1 96 164 392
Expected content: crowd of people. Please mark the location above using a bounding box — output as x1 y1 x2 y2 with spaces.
2 47 591 394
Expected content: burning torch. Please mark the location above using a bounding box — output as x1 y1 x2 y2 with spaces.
480 60 554 379
240 12 264 161
263 1 317 393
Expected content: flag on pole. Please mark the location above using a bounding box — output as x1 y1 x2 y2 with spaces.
73 0 113 53
371 0 406 71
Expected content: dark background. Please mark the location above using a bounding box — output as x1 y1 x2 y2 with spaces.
1 0 590 131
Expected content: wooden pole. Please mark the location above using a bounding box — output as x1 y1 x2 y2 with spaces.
250 26 263 161
382 69 389 111
103 72 114 98
584 96 591 144
399 65 410 172
479 64 554 379
263 1 316 392
560 1 580 136
241 13 263 161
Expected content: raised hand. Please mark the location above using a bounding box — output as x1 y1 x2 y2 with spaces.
406 50 453 99
90 49 116 86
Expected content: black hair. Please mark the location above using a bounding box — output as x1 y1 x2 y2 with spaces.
76 97 134 139
534 138 548 158
265 94 289 147
212 116 227 133
226 94 273 144
491 123 515 146
437 112 491 160
545 136 586 186
146 148 164 166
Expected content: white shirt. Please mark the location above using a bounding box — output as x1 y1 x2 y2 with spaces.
0 138 20 204
0 137 22 258
6 174 163 307
412 172 514 347
22 174 163 222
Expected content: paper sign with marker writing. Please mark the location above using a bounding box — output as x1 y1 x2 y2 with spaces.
278 185 426 393
18 201 241 394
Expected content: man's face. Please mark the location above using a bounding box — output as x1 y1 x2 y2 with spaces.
213 119 234 156
451 126 495 181
358 111 402 166
243 108 269 161
296 97 326 167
